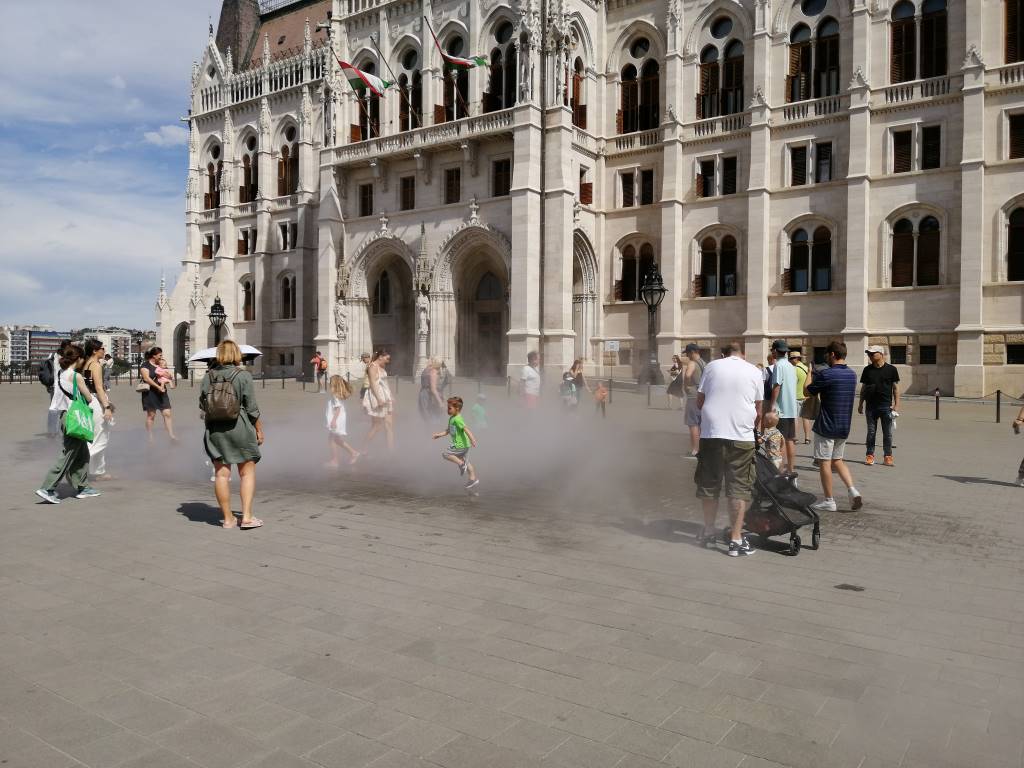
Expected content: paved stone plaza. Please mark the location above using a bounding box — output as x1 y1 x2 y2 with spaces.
1 380 1022 768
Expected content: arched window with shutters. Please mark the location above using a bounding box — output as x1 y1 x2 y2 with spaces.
205 144 222 209
397 48 422 132
241 278 255 322
786 226 832 292
278 126 298 196
239 135 258 203
618 245 637 300
355 63 381 139
279 273 296 319
890 215 941 287
787 24 813 102
441 36 470 122
722 42 744 115
1009 208 1024 281
698 47 720 119
570 57 586 128
695 233 739 297
787 0 841 101
617 37 659 134
815 18 840 97
1008 0 1024 63
485 21 517 112
890 2 916 83
372 270 391 315
615 241 657 301
920 0 948 78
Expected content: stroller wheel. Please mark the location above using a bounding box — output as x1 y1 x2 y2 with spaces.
789 533 802 556
811 528 820 550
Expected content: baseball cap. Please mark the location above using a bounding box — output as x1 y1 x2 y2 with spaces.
771 339 789 353
788 350 802 359
865 345 885 355
684 343 700 353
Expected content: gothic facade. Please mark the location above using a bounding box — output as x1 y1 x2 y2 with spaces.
158 0 1024 395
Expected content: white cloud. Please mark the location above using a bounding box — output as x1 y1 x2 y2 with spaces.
143 124 188 147
109 74 126 90
0 270 43 299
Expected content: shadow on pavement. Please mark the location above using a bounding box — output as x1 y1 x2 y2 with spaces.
614 518 701 543
177 502 225 526
933 474 1020 488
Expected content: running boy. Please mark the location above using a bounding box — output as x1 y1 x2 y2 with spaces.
432 396 479 490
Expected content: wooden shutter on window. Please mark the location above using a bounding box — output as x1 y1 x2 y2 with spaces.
237 236 246 255
277 158 286 196
891 233 915 287
202 242 212 260
579 182 593 206
1009 0 1022 63
816 143 832 183
921 126 941 169
573 104 587 129
791 146 807 186
616 109 624 134
893 131 913 172
350 124 362 143
787 44 808 102
695 174 705 198
698 63 718 118
722 157 737 195
692 275 703 298
621 173 634 207
891 21 916 83
1010 115 1024 159
782 268 793 292
917 229 940 285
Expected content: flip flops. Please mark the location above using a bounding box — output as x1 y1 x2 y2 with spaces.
240 518 264 529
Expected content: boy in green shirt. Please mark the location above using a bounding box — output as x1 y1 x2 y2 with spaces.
432 396 479 490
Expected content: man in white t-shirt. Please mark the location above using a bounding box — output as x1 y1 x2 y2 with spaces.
519 351 541 408
695 341 764 557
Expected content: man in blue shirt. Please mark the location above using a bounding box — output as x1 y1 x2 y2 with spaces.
804 341 863 512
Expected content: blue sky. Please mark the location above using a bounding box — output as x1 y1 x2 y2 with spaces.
0 0 222 330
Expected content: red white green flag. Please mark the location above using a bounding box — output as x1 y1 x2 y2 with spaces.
424 17 487 70
337 59 392 97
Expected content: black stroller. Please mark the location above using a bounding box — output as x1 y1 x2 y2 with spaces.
734 447 821 555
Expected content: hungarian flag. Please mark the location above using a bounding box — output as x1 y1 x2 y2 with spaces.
424 17 487 71
337 59 392 97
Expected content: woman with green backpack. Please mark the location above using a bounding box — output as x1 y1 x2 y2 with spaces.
35 345 101 504
200 340 265 529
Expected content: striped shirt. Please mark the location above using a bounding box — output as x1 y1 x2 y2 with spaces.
807 364 857 439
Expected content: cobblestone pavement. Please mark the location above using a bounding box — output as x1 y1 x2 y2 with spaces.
1 380 1022 768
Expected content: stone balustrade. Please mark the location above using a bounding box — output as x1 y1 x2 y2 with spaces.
777 94 846 124
879 74 960 106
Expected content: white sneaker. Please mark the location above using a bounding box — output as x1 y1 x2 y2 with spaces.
811 498 837 512
848 488 863 510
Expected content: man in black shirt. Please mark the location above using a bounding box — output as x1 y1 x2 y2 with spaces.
858 345 900 465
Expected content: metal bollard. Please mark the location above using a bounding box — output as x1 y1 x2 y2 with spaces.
262 372 266 388
934 388 940 420
647 383 652 407
281 372 285 389
607 377 613 404
506 376 511 398
477 378 482 394
996 389 1002 423
190 369 195 388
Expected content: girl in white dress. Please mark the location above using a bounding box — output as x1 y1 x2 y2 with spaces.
326 375 360 466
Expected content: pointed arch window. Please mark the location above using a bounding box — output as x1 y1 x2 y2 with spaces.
919 0 948 78
476 271 503 300
722 41 744 115
354 63 381 140
619 244 637 301
397 49 422 132
1009 207 1024 281
485 21 517 112
205 145 223 209
372 270 391 315
619 64 639 133
696 234 738 297
440 36 470 122
278 127 298 196
617 39 659 134
698 47 720 119
279 274 296 319
787 227 832 292
241 279 255 322
570 57 587 128
891 2 918 83
788 24 812 102
639 60 660 130
815 18 840 97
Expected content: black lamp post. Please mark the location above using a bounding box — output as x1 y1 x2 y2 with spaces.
208 296 227 346
639 267 667 385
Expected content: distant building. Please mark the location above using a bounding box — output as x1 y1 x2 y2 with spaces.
29 330 71 365
83 329 133 360
0 327 10 366
9 328 30 365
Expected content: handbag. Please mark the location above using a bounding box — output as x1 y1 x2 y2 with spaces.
64 374 95 442
135 382 151 392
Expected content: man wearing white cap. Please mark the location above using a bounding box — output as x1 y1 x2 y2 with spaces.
859 345 900 466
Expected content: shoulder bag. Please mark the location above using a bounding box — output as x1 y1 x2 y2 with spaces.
64 374 95 442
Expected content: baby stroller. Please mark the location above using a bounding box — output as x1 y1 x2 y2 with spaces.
732 446 821 555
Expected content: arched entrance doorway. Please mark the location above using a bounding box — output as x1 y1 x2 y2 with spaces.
173 322 191 376
366 254 415 375
455 257 508 378
573 231 599 365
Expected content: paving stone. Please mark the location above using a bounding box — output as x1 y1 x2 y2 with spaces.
540 735 625 768
67 729 160 767
90 688 198 736
664 734 747 768
152 718 272 768
377 718 461 756
488 718 569 757
659 705 736 743
306 731 392 768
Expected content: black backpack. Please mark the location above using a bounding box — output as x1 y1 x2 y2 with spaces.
38 357 55 388
202 369 241 422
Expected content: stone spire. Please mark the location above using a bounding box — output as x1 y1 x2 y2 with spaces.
299 86 312 130
304 17 312 54
157 272 169 310
263 32 271 65
259 97 271 140
225 46 234 76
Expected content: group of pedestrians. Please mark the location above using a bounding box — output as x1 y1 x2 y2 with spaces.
691 339 866 556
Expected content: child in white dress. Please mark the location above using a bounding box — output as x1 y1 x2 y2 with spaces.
326 375 360 466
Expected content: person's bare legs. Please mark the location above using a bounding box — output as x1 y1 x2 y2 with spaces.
213 461 234 526
702 498 718 533
801 418 811 442
363 417 383 450
833 458 855 491
145 411 156 443
689 426 700 455
160 409 177 441
327 435 340 467
784 439 797 474
728 497 749 542
383 414 394 452
238 461 256 524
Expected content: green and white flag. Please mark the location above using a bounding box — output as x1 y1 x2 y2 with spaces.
338 59 392 97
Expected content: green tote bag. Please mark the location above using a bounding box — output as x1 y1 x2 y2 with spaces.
65 374 95 442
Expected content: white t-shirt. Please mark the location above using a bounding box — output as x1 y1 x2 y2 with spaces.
520 365 540 396
325 397 347 436
696 355 764 441
50 368 77 413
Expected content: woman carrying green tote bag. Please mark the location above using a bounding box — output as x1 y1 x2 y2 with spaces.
35 346 102 504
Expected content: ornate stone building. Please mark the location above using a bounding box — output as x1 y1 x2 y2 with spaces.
158 0 1024 395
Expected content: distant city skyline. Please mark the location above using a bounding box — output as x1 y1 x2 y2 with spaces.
0 0 221 329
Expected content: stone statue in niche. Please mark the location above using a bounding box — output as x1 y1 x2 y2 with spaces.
416 290 430 335
333 300 348 339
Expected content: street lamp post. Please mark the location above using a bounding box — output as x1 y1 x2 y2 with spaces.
638 267 667 385
208 296 227 346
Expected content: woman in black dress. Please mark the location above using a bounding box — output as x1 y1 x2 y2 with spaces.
139 347 177 443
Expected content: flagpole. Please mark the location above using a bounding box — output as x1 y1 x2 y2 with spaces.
336 57 381 139
370 34 420 130
423 15 472 119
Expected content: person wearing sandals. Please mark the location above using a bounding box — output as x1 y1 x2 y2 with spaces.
139 347 178 443
83 339 115 481
35 344 102 504
200 340 265 529
362 349 394 453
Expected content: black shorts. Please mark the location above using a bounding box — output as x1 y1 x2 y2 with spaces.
778 418 796 440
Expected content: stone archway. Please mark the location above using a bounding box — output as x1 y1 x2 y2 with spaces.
432 222 512 377
573 230 599 365
173 322 191 376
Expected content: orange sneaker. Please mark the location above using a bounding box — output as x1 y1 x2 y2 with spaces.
865 454 875 465
883 455 894 466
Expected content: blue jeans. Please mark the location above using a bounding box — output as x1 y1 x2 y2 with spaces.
864 405 893 457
